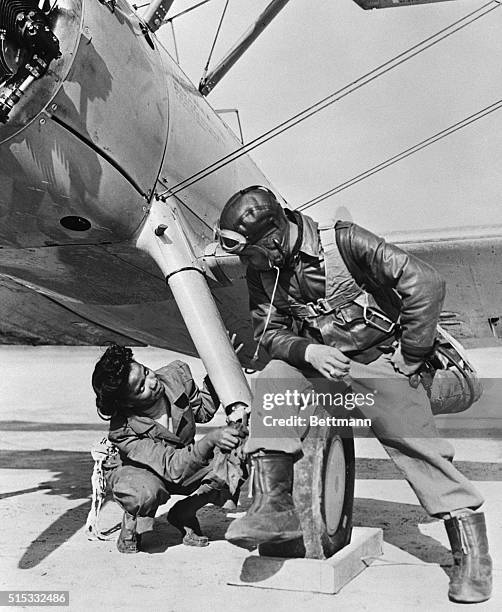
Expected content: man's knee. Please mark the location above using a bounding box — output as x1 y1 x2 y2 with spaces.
254 359 312 402
110 467 170 517
260 359 307 380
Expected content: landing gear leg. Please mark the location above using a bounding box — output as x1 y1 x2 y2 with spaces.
136 197 252 413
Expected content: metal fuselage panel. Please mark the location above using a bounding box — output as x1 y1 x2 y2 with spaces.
51 0 169 199
153 44 277 255
0 0 275 296
0 0 273 354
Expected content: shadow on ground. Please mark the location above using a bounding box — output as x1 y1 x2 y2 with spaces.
354 497 453 574
139 506 239 555
0 449 95 569
0 450 93 500
0 420 107 431
1 449 241 566
18 500 93 569
3 449 462 573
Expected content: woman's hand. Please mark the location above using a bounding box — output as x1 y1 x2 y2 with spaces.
207 425 246 451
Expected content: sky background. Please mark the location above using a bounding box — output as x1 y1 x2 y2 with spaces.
154 0 502 234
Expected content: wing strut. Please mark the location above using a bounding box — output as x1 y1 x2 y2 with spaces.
143 0 176 32
199 0 292 96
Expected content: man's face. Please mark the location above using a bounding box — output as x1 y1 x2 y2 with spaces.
123 361 164 410
239 226 290 271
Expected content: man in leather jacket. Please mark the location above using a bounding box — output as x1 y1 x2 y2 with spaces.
92 344 245 553
216 185 492 604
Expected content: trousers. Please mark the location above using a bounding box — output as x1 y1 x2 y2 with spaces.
246 355 484 517
107 463 224 518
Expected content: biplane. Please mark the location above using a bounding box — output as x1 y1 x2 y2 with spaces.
1 0 500 555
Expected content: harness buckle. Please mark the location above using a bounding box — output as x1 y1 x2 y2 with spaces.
305 302 321 317
304 298 336 317
362 303 396 333
315 298 337 315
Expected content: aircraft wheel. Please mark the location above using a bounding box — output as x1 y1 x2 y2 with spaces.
259 425 355 560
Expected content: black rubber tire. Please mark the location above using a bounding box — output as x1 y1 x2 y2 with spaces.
259 425 355 560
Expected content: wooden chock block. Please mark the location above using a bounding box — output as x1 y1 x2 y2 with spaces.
228 527 383 594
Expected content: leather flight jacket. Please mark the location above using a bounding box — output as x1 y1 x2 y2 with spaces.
246 212 446 367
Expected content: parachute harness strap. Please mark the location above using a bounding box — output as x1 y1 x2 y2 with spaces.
85 437 117 541
252 265 281 362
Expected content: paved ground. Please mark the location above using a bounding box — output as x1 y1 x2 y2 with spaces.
0 346 501 611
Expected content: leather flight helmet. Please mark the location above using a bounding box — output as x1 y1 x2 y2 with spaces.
219 185 288 245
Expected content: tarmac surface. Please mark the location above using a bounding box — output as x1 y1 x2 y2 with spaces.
0 345 501 611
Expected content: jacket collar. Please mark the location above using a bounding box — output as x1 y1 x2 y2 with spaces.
287 210 320 258
117 363 192 440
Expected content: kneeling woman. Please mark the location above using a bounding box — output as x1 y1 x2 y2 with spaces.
92 344 245 553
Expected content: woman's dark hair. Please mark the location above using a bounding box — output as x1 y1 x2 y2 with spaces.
92 344 134 420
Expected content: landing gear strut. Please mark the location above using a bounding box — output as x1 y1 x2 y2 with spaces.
136 197 252 415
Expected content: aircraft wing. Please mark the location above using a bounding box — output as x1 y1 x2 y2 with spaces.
0 238 260 365
1 223 500 355
386 227 502 344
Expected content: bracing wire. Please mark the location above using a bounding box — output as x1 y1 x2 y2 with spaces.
162 0 500 199
167 0 214 23
201 0 230 81
296 98 502 212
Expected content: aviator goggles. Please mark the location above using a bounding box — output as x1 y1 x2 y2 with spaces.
215 226 286 270
215 227 251 254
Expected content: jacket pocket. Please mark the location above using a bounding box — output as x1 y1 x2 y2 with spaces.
319 302 393 352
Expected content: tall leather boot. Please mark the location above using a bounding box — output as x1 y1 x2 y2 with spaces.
116 511 140 554
225 452 301 546
445 512 492 603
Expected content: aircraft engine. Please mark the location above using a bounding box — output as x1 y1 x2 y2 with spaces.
0 0 168 248
0 0 61 124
